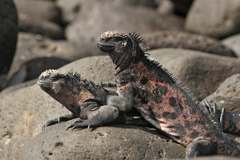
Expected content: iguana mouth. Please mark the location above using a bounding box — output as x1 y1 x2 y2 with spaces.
37 79 51 88
97 42 115 52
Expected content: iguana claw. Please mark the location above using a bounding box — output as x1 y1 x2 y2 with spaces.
66 119 95 131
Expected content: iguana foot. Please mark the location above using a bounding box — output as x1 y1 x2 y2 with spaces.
67 105 120 130
42 114 77 131
186 137 217 158
66 119 92 130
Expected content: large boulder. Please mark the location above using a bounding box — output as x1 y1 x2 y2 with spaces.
15 121 184 160
203 74 240 112
185 0 240 38
66 0 184 56
15 0 64 39
0 0 18 74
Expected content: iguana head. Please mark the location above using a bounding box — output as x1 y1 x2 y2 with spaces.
37 69 95 115
97 31 145 71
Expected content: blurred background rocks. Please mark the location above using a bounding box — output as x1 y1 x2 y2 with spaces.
1 0 240 159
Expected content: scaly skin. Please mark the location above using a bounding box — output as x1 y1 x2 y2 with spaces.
37 69 151 129
97 31 240 158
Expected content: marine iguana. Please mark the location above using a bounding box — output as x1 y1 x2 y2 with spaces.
96 31 240 158
37 69 151 129
37 70 240 136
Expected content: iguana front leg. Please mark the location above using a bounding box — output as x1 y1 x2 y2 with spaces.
67 104 120 129
107 83 135 112
43 114 78 129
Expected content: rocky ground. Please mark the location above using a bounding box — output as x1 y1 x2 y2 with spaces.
1 0 240 159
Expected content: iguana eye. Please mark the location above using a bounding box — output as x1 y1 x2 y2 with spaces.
121 41 127 47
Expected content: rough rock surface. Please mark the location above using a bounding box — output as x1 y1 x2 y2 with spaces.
223 34 240 57
203 74 240 112
0 0 18 74
16 121 184 160
66 0 184 56
0 85 68 160
15 0 64 39
143 31 237 57
6 33 80 87
185 0 240 38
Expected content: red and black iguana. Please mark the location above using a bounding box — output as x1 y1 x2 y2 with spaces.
95 31 240 158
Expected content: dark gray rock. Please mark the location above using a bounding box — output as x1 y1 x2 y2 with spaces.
186 0 240 38
203 74 240 112
143 31 237 57
15 0 64 39
0 0 18 74
66 0 184 56
223 34 240 58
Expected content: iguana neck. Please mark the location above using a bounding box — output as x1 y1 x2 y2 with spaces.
116 55 177 86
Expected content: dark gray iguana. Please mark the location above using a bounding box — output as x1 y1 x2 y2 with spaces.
38 69 151 129
93 31 240 158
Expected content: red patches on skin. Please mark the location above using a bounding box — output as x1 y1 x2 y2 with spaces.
127 62 219 145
